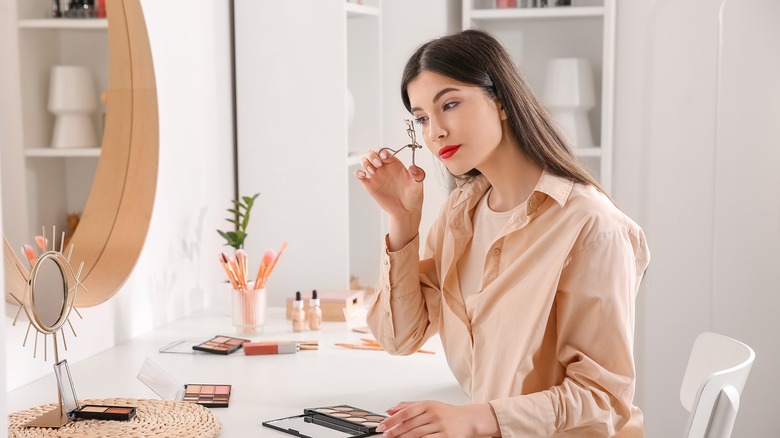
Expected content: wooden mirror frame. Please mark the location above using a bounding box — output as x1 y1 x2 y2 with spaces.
4 0 158 308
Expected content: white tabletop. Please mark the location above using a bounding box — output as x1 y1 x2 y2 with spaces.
7 308 469 437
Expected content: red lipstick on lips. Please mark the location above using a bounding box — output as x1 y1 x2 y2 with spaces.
438 145 461 159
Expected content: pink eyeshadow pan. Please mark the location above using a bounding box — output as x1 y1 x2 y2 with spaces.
363 421 381 426
215 386 230 395
330 412 350 418
79 406 107 413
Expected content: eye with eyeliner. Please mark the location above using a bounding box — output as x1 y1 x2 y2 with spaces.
443 101 459 111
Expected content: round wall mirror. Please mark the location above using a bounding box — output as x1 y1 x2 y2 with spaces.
3 0 158 308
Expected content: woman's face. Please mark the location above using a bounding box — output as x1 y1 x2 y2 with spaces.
406 70 506 176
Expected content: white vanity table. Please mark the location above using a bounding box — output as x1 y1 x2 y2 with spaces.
7 308 468 437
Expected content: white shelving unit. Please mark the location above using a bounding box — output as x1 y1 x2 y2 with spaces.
2 0 107 247
463 0 616 191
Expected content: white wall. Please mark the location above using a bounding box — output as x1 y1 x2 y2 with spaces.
614 0 780 436
3 0 234 392
381 0 461 250
235 0 350 306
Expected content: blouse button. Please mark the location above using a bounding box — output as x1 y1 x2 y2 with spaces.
492 248 501 256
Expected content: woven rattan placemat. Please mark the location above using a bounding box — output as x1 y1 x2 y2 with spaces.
8 398 221 438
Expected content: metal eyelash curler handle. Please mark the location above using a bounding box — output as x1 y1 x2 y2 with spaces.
376 119 425 181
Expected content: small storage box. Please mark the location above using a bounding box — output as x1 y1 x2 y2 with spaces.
286 290 365 322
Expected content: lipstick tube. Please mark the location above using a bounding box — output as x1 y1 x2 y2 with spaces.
243 341 299 355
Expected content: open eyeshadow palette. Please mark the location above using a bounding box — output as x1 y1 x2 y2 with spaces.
55 359 136 421
137 358 232 408
71 405 136 421
182 384 232 408
263 404 387 437
191 335 249 355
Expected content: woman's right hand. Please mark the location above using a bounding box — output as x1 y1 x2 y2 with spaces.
354 149 425 250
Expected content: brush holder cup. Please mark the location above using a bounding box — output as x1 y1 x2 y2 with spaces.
231 287 267 335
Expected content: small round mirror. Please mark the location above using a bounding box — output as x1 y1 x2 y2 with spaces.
28 253 74 334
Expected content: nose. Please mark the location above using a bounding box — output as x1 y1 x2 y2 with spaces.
426 117 448 143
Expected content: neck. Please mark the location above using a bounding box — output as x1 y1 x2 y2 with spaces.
477 124 542 212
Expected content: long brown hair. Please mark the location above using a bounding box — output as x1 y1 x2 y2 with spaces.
401 29 605 193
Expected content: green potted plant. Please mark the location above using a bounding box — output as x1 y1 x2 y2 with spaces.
217 193 259 250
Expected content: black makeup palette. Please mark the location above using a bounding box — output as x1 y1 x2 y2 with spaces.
54 359 136 422
182 384 232 408
72 405 136 421
191 335 249 355
263 404 387 437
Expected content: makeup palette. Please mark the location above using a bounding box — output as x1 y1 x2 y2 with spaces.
182 384 232 408
54 359 136 422
72 405 136 421
137 358 233 409
191 335 249 355
263 404 387 437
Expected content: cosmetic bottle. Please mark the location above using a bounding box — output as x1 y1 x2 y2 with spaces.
292 291 306 332
307 290 322 331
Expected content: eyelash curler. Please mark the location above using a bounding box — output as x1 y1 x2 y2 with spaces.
377 119 425 181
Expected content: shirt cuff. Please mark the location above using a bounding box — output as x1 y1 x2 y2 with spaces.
489 392 557 437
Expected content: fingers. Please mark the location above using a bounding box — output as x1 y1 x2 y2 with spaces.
409 165 425 183
378 402 426 435
354 149 387 180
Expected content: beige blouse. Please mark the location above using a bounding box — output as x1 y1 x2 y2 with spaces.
367 172 650 437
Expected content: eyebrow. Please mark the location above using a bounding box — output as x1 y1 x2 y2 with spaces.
410 87 459 113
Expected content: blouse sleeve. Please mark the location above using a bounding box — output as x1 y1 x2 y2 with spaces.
366 218 446 356
489 227 650 437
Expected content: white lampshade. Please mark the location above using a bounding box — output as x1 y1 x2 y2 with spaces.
543 58 596 148
48 65 98 148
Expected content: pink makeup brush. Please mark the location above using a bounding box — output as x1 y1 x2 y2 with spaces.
235 249 248 288
21 245 36 268
253 249 276 289
219 253 239 289
34 235 47 252
261 242 287 287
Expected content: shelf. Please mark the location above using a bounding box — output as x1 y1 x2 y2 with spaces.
18 18 108 29
345 3 380 18
25 148 101 157
470 6 604 21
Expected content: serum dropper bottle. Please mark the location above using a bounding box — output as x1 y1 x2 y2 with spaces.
307 289 322 331
292 291 306 332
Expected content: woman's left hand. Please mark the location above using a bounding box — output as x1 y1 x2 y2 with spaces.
376 401 499 438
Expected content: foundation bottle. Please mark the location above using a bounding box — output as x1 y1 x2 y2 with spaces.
292 291 306 332
307 289 322 331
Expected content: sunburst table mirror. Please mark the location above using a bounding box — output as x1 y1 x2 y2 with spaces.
7 228 86 428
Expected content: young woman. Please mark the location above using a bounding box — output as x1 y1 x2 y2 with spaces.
355 29 649 437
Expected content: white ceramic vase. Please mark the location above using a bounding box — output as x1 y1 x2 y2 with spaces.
543 58 596 148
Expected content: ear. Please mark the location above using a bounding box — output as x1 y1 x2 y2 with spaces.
495 99 508 121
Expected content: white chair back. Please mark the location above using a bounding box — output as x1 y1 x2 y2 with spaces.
680 332 755 438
